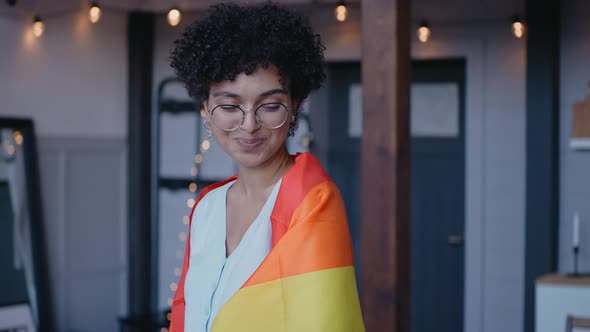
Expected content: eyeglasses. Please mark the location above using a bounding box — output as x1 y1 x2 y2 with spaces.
208 102 290 132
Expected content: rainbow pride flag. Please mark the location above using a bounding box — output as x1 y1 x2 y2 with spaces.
170 152 365 331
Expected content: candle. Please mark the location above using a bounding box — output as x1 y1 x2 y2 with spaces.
573 213 580 248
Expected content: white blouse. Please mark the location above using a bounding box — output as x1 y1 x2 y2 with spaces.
184 178 282 332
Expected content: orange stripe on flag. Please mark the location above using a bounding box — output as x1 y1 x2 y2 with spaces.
243 181 354 287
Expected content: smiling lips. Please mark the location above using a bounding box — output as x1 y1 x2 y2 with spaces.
236 137 266 151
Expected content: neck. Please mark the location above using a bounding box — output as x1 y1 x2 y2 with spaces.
234 146 294 197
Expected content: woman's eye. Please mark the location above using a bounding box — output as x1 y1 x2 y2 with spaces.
219 105 240 111
260 103 282 111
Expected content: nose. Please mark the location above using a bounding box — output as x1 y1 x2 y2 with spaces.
240 110 260 133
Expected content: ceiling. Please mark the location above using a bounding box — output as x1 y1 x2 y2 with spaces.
0 0 524 22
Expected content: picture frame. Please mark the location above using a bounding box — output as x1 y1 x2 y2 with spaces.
0 118 51 332
570 82 590 150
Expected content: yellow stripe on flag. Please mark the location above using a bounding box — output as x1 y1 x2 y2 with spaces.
211 266 365 332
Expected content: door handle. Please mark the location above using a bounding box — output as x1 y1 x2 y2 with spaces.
447 235 464 247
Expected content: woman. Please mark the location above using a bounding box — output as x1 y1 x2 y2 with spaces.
169 3 364 331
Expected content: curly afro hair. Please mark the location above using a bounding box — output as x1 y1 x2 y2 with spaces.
170 2 326 135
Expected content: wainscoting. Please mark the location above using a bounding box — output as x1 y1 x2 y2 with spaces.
38 137 127 332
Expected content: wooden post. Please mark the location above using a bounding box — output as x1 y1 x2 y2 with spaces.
360 0 411 331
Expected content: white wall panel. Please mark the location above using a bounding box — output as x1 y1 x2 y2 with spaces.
39 138 127 332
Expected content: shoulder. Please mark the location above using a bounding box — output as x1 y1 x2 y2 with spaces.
196 176 237 203
298 180 345 216
282 154 345 224
195 179 234 210
188 176 237 222
280 152 333 201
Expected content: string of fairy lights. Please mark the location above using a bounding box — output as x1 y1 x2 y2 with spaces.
22 1 348 39
166 108 212 309
336 0 527 42
23 2 185 38
9 0 526 42
416 16 527 43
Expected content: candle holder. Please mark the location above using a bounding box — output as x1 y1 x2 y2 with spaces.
567 246 590 277
573 246 580 276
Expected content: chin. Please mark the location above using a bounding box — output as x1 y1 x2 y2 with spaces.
233 152 269 169
230 143 286 169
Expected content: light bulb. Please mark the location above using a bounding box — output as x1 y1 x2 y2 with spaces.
194 154 203 164
334 2 348 23
417 21 431 43
167 8 182 27
201 140 210 152
89 2 102 24
13 130 23 145
32 16 44 38
187 198 195 208
512 17 525 39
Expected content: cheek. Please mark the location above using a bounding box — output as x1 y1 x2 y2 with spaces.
271 126 291 146
208 126 229 146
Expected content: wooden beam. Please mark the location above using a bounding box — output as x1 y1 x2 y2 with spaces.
360 0 411 331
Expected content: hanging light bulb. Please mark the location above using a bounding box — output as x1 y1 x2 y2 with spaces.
32 16 45 38
334 1 348 23
512 16 525 39
201 140 210 152
167 7 182 27
417 21 431 43
13 130 23 145
89 2 102 24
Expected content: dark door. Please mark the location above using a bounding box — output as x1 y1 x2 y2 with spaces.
325 59 465 332
410 59 465 332
325 63 362 283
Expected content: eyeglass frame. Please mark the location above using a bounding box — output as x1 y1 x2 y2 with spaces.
205 102 293 132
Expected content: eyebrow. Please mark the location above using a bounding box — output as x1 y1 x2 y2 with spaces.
212 91 240 98
211 88 288 98
260 88 289 97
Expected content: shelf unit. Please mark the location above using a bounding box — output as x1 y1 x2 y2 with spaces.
152 77 226 313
